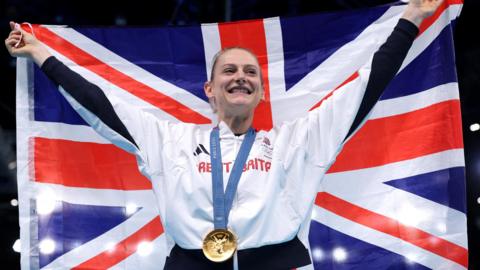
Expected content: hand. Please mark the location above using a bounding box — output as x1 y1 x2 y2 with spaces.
5 21 52 66
402 0 445 27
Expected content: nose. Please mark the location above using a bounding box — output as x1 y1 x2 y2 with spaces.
234 70 246 84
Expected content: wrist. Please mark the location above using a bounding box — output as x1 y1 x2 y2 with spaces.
401 5 425 28
31 46 52 67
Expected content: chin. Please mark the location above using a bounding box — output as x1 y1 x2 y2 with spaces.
227 96 253 105
226 101 256 113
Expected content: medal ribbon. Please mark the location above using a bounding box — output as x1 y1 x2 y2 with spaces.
210 127 256 229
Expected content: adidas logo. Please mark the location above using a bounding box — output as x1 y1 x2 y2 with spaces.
193 144 210 156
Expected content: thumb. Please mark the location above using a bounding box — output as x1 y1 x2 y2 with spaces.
11 22 34 37
17 24 32 37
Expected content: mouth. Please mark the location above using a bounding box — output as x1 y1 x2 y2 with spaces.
227 86 253 95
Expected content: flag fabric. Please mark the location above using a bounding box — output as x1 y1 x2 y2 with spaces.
16 1 467 269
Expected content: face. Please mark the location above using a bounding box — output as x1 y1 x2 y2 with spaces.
204 48 264 118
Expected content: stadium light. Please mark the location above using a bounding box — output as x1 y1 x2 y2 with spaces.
36 189 57 215
332 247 347 262
125 203 138 216
12 239 21 253
137 241 153 257
396 203 430 227
10 199 18 207
39 239 56 255
311 247 325 262
105 241 116 252
8 161 16 170
406 253 417 264
470 123 480 132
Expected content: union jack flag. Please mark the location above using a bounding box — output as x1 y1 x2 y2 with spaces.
16 0 467 269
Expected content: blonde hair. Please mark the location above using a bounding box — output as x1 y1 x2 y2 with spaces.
209 47 263 85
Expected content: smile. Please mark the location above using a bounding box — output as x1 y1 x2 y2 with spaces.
227 86 253 95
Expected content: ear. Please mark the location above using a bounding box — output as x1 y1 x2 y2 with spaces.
204 81 214 98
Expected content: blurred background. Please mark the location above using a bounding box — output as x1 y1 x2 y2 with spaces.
1 0 479 269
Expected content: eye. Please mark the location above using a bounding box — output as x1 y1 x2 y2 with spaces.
246 69 258 75
223 67 236 74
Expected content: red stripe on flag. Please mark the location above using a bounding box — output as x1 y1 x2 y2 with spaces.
315 192 468 267
30 25 211 124
34 138 152 190
328 100 463 173
73 217 164 270
418 0 463 35
309 72 359 111
218 19 273 131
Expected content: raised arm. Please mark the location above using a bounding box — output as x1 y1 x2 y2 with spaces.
5 21 138 148
346 0 444 138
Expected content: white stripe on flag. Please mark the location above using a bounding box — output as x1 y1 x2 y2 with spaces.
34 182 156 207
370 82 460 120
323 149 467 248
311 205 466 270
30 121 109 144
263 16 288 126
44 26 213 119
16 58 34 270
41 206 160 269
201 22 222 82
109 234 168 270
42 47 183 122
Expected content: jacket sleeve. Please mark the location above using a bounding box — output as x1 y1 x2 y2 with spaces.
41 57 137 146
281 19 419 169
346 18 419 138
41 57 169 175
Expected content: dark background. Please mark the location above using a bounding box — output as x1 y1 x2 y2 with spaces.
1 0 479 269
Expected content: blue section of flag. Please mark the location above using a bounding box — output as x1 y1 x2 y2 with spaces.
74 26 209 101
280 6 388 91
384 167 466 213
38 201 137 267
34 66 87 125
308 220 431 270
381 25 457 100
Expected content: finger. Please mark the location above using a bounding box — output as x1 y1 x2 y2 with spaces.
8 32 21 39
6 34 20 41
5 40 18 54
6 37 21 45
7 40 23 50
9 21 16 31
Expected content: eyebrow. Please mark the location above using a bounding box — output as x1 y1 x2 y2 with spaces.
221 64 259 69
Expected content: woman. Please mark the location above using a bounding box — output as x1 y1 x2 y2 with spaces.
5 0 444 269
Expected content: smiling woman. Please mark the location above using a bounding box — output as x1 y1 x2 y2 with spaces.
204 47 265 135
4 0 447 269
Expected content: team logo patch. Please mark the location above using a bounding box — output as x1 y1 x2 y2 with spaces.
261 136 273 159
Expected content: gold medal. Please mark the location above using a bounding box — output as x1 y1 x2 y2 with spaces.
202 229 237 262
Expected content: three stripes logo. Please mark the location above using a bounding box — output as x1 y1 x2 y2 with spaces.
193 144 210 156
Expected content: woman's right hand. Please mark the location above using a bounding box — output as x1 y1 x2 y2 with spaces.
5 21 52 66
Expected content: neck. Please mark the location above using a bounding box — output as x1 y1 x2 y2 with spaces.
219 112 253 135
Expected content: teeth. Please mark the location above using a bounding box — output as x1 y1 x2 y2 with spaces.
229 87 251 94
